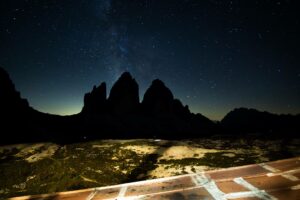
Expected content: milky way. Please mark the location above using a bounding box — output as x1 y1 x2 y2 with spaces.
0 0 299 120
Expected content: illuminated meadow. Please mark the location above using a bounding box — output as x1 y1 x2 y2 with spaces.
0 138 299 199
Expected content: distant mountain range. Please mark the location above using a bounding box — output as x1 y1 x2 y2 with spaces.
0 67 299 144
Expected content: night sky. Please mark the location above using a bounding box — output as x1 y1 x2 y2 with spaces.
0 0 299 120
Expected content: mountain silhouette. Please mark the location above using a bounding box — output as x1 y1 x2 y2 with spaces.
0 67 35 143
82 82 107 114
142 79 175 115
108 72 140 115
221 108 300 136
0 67 299 144
78 72 216 139
0 67 30 114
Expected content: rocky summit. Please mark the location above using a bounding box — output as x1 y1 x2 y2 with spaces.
82 82 107 114
108 72 140 115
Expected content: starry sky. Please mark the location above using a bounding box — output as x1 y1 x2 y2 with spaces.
0 0 299 120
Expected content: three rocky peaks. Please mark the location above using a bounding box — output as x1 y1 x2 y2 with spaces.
0 67 299 144
82 72 191 118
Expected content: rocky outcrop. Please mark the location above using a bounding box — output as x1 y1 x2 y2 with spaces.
141 79 192 119
0 67 35 144
108 72 139 115
82 72 140 116
142 79 174 115
0 67 29 114
0 67 85 144
82 82 107 114
171 99 191 119
139 79 216 136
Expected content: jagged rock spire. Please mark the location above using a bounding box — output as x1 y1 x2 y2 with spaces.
142 79 174 115
108 72 140 115
82 82 107 114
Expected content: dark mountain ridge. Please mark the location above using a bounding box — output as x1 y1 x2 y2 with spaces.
0 67 299 144
221 107 300 135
